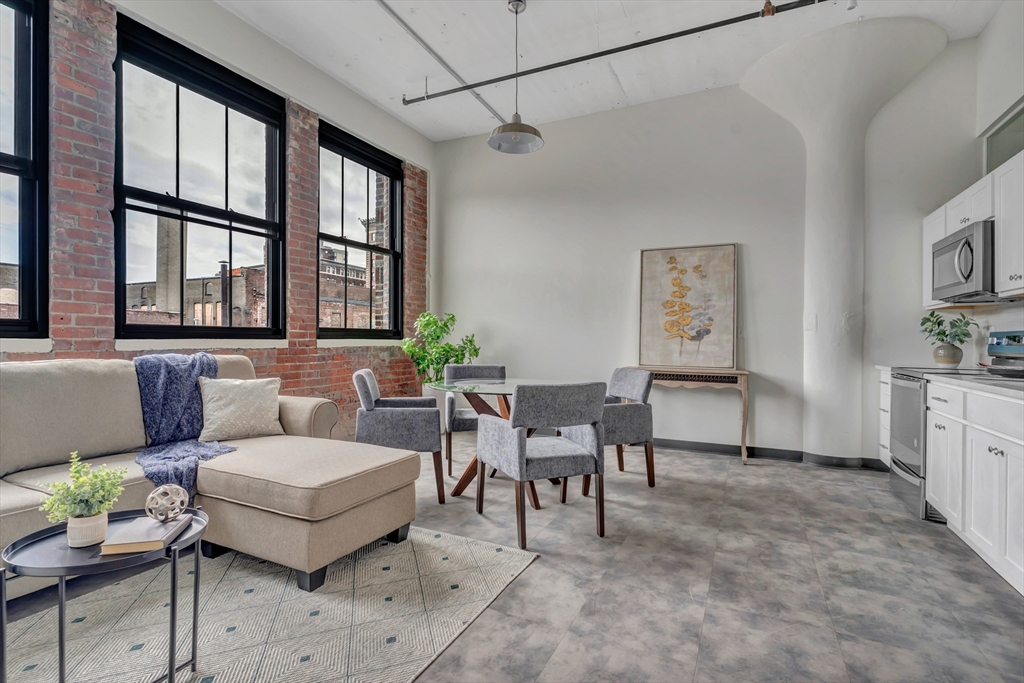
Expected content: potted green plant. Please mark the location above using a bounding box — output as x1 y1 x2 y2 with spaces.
401 312 480 384
40 452 127 547
920 311 979 368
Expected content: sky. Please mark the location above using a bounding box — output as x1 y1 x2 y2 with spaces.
123 61 274 283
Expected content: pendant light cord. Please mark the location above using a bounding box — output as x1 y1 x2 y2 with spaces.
515 6 519 113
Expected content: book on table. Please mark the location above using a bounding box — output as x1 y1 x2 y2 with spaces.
100 513 193 555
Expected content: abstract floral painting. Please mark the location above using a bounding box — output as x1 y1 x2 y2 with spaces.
640 244 736 368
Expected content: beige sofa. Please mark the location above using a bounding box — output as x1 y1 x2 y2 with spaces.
0 355 419 599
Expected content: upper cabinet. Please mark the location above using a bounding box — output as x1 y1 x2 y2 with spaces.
994 151 1024 297
922 150 1024 305
946 175 994 229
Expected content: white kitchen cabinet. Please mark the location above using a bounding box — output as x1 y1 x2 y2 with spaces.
965 427 1005 560
926 413 964 532
878 371 891 467
994 150 1024 297
946 174 994 229
1003 440 1023 590
922 206 948 309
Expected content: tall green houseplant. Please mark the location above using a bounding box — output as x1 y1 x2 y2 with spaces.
401 312 480 383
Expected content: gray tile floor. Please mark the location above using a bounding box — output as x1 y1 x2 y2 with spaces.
414 433 1024 683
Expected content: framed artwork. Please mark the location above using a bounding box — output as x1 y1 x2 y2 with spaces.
640 243 737 369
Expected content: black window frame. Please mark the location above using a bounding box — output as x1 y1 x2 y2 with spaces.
0 0 48 338
113 15 286 340
317 121 403 340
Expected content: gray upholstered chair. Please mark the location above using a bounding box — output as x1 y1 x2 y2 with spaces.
353 369 445 504
584 368 655 495
443 364 506 476
476 382 607 549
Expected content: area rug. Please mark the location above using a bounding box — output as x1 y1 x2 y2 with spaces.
5 527 537 683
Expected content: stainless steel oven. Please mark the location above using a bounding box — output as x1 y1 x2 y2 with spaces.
932 221 996 303
889 372 930 519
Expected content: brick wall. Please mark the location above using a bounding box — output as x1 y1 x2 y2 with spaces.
0 0 429 438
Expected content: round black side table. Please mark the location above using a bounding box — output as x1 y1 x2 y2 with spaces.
1 508 208 683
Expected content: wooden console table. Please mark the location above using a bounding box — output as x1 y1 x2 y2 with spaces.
634 367 750 464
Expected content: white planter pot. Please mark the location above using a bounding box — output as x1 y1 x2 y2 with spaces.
66 510 108 548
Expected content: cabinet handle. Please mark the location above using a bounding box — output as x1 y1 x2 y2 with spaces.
933 396 948 403
997 449 1005 457
880 443 887 450
934 423 945 430
880 408 889 414
988 446 997 453
880 380 889 386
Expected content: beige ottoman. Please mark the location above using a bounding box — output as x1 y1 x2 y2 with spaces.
195 435 420 591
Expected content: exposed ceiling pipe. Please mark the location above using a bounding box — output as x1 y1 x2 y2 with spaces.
374 0 506 124
403 0 825 107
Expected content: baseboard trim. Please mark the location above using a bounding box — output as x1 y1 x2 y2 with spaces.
655 438 889 471
653 439 802 462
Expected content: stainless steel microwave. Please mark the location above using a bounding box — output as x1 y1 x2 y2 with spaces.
932 221 997 303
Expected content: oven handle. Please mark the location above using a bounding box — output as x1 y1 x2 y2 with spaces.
890 458 921 486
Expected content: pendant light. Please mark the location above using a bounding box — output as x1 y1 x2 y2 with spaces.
487 0 544 154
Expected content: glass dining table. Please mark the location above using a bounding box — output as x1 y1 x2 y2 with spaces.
429 378 562 509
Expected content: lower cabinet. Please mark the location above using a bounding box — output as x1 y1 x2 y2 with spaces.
962 426 1024 593
964 427 1003 558
1001 441 1023 586
926 413 963 531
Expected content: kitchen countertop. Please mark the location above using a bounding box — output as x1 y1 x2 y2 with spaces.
923 373 1024 400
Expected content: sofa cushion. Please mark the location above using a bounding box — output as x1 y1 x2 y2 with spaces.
0 481 50 553
0 360 148 478
3 452 156 512
215 355 257 380
196 436 420 521
198 377 284 442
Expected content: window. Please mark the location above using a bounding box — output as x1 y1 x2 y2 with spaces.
318 122 403 339
114 16 285 339
0 0 47 337
987 107 1023 174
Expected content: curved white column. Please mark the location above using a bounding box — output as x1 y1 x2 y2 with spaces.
741 19 946 460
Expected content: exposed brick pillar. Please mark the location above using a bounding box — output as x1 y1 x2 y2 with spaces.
402 162 428 333
285 101 319 347
49 0 117 354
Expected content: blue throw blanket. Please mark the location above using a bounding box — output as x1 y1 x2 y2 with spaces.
134 353 235 493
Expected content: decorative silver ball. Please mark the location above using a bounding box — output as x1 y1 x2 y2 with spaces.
145 485 189 522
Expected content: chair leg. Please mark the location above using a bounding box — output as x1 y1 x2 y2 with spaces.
560 476 568 504
645 441 656 487
582 474 591 497
446 431 453 477
616 444 625 472
595 474 605 538
476 459 486 514
432 451 445 504
514 480 527 549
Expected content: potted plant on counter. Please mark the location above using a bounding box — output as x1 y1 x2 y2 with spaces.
40 452 127 547
920 311 978 368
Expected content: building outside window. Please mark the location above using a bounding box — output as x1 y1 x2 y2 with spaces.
0 0 47 337
318 121 403 339
114 16 285 339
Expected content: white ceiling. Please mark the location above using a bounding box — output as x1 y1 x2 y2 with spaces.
217 0 1001 143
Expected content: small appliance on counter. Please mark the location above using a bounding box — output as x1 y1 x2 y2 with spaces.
986 330 1024 378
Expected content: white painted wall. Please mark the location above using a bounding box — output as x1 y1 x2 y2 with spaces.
435 85 806 452
863 37 1024 460
976 0 1024 136
741 18 947 461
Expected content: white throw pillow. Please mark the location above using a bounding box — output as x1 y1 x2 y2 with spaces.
198 376 285 442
